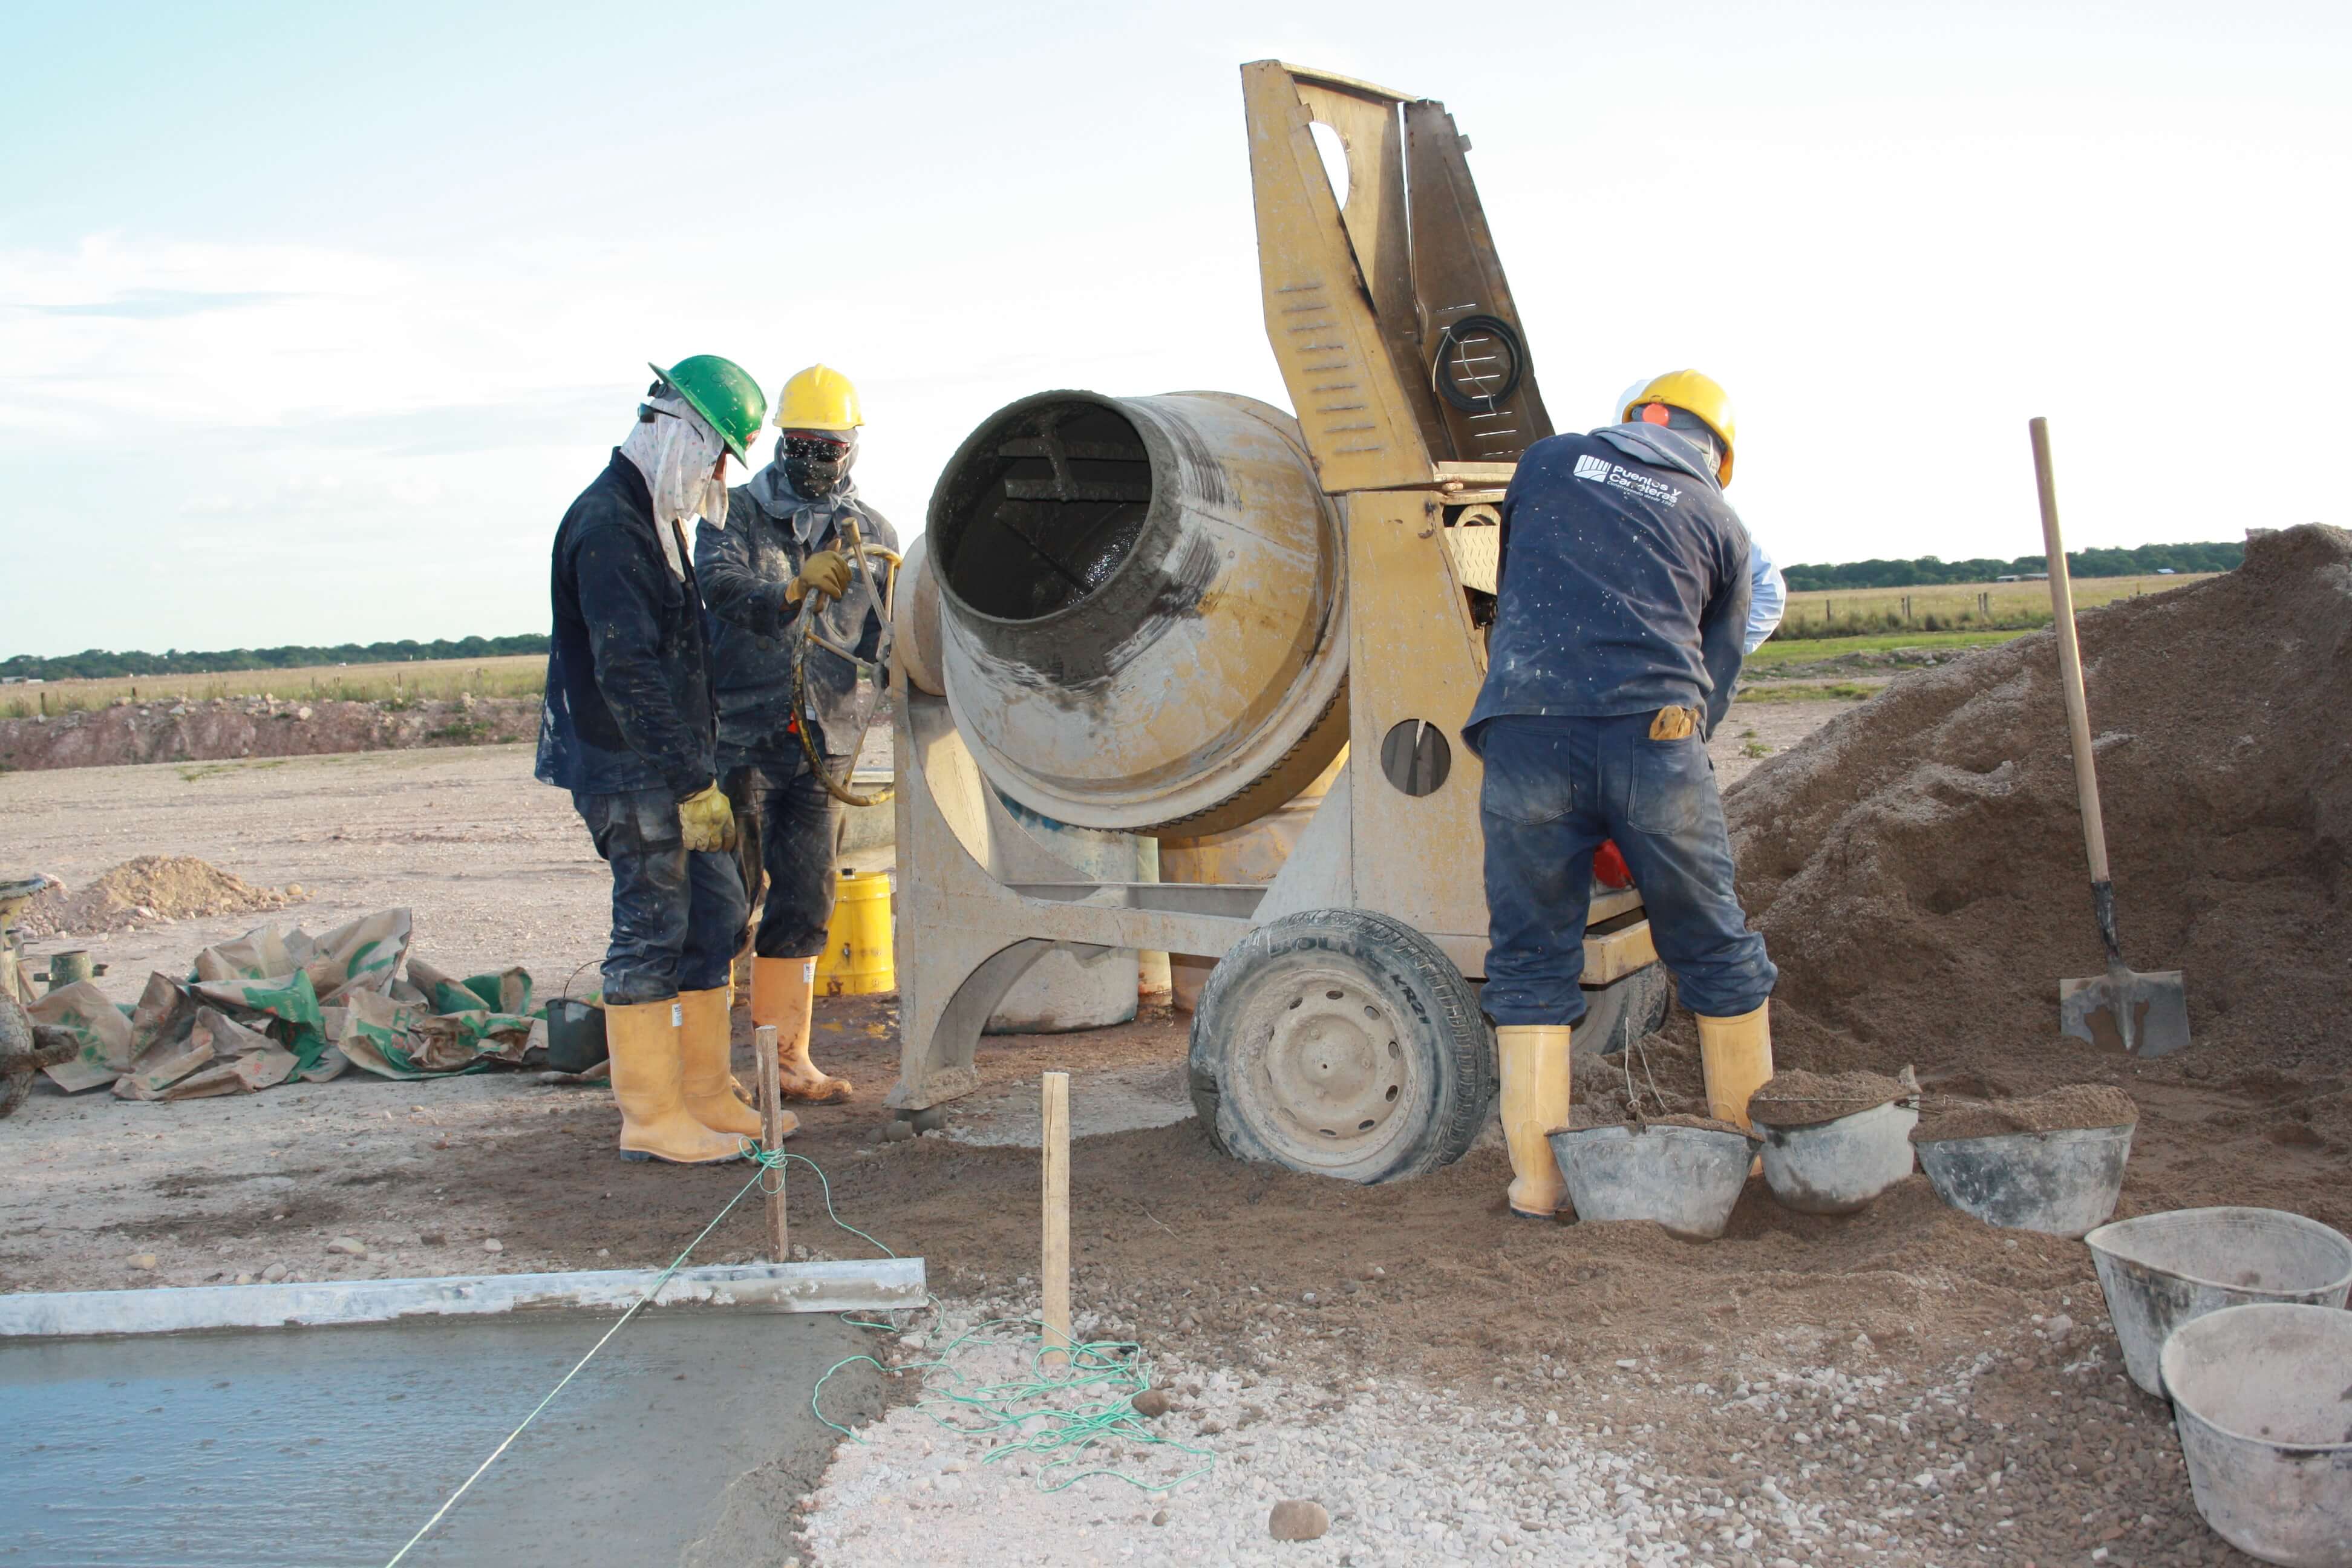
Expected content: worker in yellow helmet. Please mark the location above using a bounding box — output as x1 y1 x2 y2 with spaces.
1462 368 1776 1219
694 366 901 1117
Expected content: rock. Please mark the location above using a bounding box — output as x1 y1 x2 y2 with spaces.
481 1238 505 1253
1132 1387 1174 1419
1152 1509 1171 1526
128 1253 158 1272
261 1262 289 1281
234 1273 255 1285
2043 1314 2074 1341
420 1232 446 1246
295 706 313 721
326 1236 367 1256
881 1119 915 1143
1269 1499 1330 1541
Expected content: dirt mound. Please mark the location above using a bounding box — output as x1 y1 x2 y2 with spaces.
1913 1082 2138 1142
0 696 541 772
1728 524 2352 1082
1748 1067 1913 1128
18 856 302 938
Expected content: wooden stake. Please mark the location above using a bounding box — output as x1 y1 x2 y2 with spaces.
756 1023 788 1264
1040 1070 1071 1368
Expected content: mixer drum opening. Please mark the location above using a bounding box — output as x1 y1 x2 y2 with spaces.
924 390 1351 837
933 400 1154 624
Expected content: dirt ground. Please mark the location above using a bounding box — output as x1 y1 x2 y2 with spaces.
0 693 2296 1566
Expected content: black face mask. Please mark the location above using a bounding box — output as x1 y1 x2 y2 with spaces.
781 433 854 497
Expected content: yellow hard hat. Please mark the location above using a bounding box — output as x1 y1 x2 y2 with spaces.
1618 369 1736 486
774 364 863 433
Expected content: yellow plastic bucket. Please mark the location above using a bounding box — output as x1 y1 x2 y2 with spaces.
815 870 895 996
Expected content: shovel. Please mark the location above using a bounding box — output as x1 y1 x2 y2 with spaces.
2028 417 2189 1057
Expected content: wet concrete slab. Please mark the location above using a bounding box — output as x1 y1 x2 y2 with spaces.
0 1310 883 1567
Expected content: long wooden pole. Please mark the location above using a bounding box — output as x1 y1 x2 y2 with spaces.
2029 417 2112 889
756 1023 788 1264
1040 1071 1071 1369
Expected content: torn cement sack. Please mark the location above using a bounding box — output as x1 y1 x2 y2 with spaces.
338 990 538 1079
301 909 412 1004
31 981 136 1093
407 958 532 1018
116 1007 302 1100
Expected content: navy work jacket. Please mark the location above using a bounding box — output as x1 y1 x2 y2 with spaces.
534 451 720 799
1464 423 1753 752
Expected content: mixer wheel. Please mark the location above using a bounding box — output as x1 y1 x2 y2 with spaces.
1189 909 1495 1183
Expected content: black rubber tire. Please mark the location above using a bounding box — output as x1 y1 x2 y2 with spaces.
1188 908 1495 1183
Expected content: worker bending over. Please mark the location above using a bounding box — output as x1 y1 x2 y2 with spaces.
537 358 769 1164
1463 369 1778 1218
697 365 900 1112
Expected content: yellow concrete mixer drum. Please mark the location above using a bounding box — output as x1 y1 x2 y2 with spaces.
924 390 1350 839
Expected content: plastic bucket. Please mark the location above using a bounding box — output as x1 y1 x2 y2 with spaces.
817 870 895 997
1915 1123 2132 1238
1754 1099 1918 1215
543 998 607 1074
2086 1207 2352 1396
1547 1123 1757 1240
2161 1303 2352 1566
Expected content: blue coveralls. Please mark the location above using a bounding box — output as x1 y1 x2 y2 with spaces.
694 465 897 960
535 452 746 1005
1463 423 1777 1027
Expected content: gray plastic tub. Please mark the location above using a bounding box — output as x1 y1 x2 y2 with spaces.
1915 1122 2132 1238
2162 1303 2352 1567
2088 1207 2352 1396
1547 1122 1757 1240
1754 1099 1918 1215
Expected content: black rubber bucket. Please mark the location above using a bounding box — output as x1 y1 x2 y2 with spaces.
544 998 607 1074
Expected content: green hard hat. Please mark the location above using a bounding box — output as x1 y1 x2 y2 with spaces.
648 355 767 462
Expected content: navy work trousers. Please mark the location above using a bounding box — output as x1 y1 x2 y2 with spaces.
573 788 748 1005
1477 713 1775 1027
724 755 844 961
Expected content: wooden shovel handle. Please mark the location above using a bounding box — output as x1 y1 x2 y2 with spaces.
2030 417 2111 886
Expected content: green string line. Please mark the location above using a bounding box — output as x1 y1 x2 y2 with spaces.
812 1313 1217 1494
382 1138 898 1567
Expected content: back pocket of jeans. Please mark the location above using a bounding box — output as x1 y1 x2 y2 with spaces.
1478 730 1576 826
1625 736 1707 835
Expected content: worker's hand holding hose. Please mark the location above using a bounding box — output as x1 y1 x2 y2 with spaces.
677 782 738 853
785 549 852 605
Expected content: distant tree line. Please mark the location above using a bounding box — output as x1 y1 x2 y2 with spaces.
1782 541 2243 592
0 635 550 682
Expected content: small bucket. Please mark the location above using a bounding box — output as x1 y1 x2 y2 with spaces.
1915 1123 2132 1238
2161 1303 2352 1567
543 998 607 1074
816 871 895 997
1547 1122 1757 1240
2086 1207 2352 1396
1755 1099 1918 1216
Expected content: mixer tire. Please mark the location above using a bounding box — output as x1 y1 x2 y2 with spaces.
1188 909 1496 1183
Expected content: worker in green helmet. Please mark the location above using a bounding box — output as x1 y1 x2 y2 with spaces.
535 356 772 1165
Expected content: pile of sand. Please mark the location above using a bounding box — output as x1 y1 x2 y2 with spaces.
1748 1067 1915 1128
1726 523 2352 1078
18 856 302 938
1913 1082 2138 1142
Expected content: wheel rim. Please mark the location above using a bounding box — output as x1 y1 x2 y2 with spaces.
1233 961 1420 1173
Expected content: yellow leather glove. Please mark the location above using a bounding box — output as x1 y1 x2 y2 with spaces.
677 783 737 853
785 549 852 604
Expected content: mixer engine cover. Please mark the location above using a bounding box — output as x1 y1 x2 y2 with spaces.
926 390 1350 837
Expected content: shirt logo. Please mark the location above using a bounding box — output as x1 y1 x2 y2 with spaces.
1572 451 1683 506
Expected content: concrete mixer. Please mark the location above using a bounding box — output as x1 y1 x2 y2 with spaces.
884 60 1670 1181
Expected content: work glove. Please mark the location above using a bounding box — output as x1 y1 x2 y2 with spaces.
678 783 738 854
785 549 852 605
1593 838 1634 892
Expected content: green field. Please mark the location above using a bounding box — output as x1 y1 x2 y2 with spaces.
1772 572 2212 641
1746 629 2024 668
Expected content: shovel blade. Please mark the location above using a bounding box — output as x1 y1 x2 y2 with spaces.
2060 969 2190 1059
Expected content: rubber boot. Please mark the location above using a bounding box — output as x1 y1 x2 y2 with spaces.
678 987 767 1140
607 999 744 1164
1497 1024 1573 1218
1696 1002 1774 1134
751 956 853 1103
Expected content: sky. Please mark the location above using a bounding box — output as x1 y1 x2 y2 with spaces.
2 0 2345 656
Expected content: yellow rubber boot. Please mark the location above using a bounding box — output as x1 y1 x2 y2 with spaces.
607 999 745 1164
752 956 852 1103
1696 1002 1774 1134
1497 1024 1573 1218
678 987 767 1140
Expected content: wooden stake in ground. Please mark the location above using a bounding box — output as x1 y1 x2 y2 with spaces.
1041 1070 1071 1368
756 1024 788 1264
